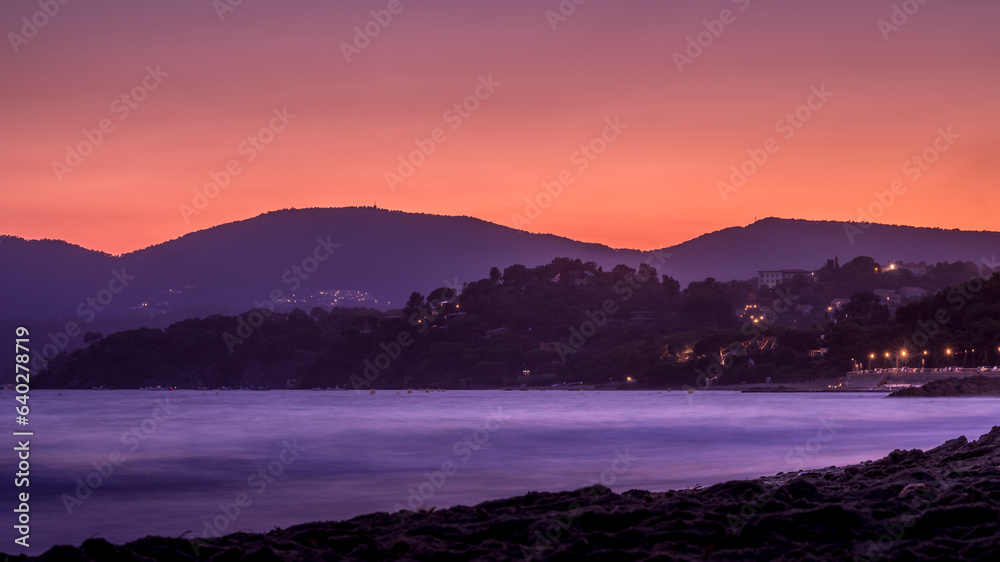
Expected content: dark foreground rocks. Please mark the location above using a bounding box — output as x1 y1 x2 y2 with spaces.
889 375 1000 397
9 427 1000 561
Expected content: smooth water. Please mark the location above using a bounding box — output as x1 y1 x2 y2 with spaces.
2 389 997 553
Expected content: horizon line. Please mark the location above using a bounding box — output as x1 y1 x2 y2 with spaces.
0 207 993 258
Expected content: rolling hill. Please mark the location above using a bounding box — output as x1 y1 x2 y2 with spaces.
2 208 999 323
0 208 642 320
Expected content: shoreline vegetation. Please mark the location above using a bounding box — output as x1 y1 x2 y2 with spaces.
9 426 1000 561
33 257 1000 392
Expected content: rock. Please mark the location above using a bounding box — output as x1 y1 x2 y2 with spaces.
889 375 1000 397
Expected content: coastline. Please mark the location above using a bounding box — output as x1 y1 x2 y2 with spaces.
9 426 1000 561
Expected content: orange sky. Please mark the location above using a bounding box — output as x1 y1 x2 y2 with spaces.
2 0 998 255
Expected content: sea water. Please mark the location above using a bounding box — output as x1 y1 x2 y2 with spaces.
3 389 997 552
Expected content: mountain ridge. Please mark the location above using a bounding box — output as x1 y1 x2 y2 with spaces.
3 208 999 322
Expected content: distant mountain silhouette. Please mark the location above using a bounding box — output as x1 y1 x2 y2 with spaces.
0 208 642 320
658 217 1000 285
2 209 999 321
0 236 118 319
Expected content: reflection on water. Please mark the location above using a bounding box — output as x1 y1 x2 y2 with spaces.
2 389 997 552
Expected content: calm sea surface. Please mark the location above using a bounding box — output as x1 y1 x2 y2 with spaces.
3 389 997 553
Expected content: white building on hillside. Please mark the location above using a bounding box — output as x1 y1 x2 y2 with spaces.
758 269 812 289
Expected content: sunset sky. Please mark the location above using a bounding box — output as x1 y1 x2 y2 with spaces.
2 0 998 255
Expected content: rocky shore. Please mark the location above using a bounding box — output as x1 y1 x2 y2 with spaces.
889 375 1000 397
9 427 1000 561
